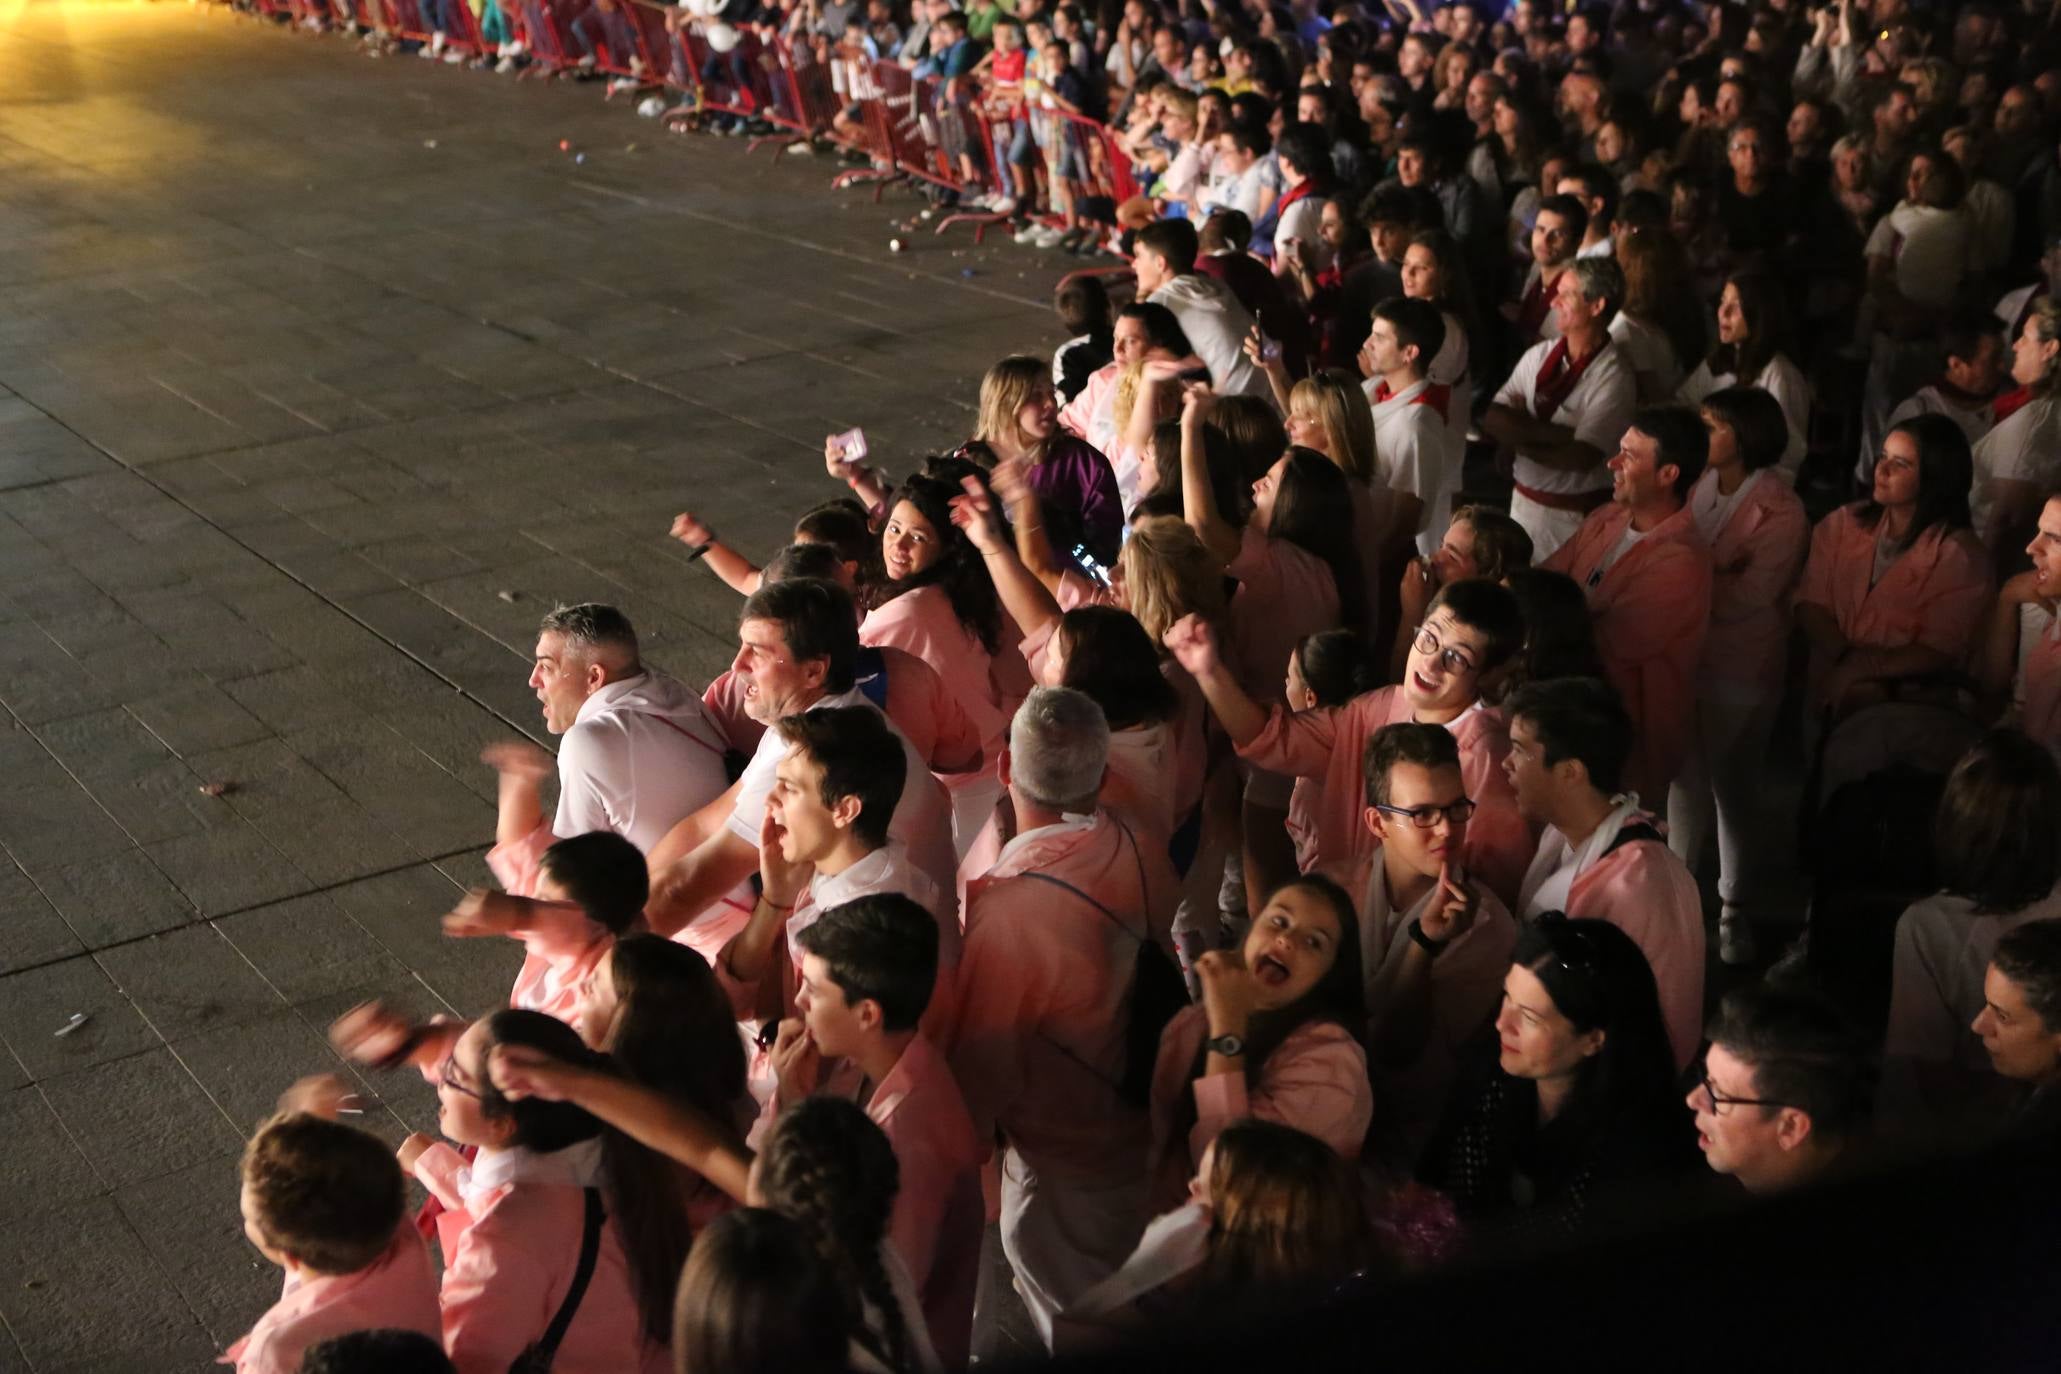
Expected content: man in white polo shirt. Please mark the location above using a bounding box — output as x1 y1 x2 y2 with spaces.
1481 256 1637 560
1363 296 1457 557
484 602 731 898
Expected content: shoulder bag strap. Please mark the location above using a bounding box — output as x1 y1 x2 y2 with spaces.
520 1187 605 1373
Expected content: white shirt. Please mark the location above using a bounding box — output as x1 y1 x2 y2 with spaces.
556 671 731 854
1972 394 2061 540
1608 311 1683 399
1677 352 1810 481
1518 794 1641 917
727 687 959 899
1865 201 1970 310
1863 384 1998 481
1493 336 1636 495
1366 375 1454 554
1688 467 1763 545
1272 190 1330 272
1148 274 1269 399
1595 521 1648 579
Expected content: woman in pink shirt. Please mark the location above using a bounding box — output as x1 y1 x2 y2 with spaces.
401 1011 687 1374
229 1111 440 1374
1669 387 1809 965
1179 386 1361 910
468 828 647 1024
1796 413 1992 718
1148 875 1372 1211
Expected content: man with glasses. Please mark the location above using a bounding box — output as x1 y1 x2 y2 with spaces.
1162 579 1535 907
1690 985 1872 1195
1543 405 1713 804
1506 677 1704 1071
1356 723 1517 1167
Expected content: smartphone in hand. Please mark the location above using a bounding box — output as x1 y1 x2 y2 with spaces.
831 428 869 464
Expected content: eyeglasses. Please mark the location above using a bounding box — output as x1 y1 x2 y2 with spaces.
439 1049 484 1101
1413 625 1480 676
1698 1072 1785 1115
1374 797 1477 829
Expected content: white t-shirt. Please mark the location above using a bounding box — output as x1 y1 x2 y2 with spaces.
1608 312 1683 399
1272 191 1330 273
1865 201 1971 310
1148 274 1269 398
1367 376 1454 554
556 672 731 855
1492 336 1636 496
1688 467 1763 544
1971 395 2061 539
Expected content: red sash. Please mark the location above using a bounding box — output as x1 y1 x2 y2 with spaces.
1517 267 1563 341
1994 385 2035 424
1531 337 1600 421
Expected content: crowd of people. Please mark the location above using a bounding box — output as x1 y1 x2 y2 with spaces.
212 0 2061 1368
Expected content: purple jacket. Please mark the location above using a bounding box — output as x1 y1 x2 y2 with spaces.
1026 435 1124 566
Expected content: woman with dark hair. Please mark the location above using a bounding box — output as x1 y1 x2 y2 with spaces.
1670 387 1810 966
673 1209 849 1374
1795 413 1992 715
1062 1120 1377 1337
1486 567 1607 706
1041 605 1189 835
401 1010 690 1374
1201 393 1290 491
1398 227 1481 434
1467 89 1549 213
1676 270 1810 480
1058 301 1197 498
1419 917 1693 1243
1148 875 1372 1208
860 472 1017 848
667 498 881 605
1886 730 2061 1073
1610 222 1705 400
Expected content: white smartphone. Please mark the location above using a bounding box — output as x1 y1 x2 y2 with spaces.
831 428 869 463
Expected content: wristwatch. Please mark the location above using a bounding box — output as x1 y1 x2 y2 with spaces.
1206 1033 1246 1057
1408 918 1450 957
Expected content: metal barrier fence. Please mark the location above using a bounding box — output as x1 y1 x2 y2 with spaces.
224 0 1142 246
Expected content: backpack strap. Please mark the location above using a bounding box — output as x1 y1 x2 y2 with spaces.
1603 821 1664 856
517 1187 604 1373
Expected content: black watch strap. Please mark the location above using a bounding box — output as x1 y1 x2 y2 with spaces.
1206 1032 1246 1057
1409 917 1450 956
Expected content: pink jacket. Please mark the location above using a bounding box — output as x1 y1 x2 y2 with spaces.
1696 471 1809 698
1795 505 1993 681
1225 523 1341 708
223 1229 441 1374
861 587 1012 767
1567 834 1706 1072
947 811 1179 1187
502 901 615 1024
414 1140 668 1374
1148 1006 1371 1208
1544 503 1712 802
1237 690 1535 910
870 1034 985 1371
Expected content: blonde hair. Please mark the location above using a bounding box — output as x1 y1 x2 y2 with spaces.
1120 516 1228 644
2029 297 2061 395
1111 356 1178 449
1287 370 1377 484
976 355 1054 459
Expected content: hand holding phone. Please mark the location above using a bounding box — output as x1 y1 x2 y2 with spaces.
830 428 869 464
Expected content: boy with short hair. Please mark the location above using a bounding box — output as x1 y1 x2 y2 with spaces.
229 1113 440 1374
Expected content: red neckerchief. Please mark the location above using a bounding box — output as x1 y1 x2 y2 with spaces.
1276 180 1317 219
1371 379 1452 412
1995 386 2036 424
1531 337 1600 420
1517 265 1564 340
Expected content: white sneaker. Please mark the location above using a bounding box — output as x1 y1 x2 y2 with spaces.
442 48 464 62
417 41 437 56
505 39 524 56
495 55 517 71
577 52 596 69
1718 910 1758 966
986 196 1017 216
1012 221 1044 245
1031 225 1069 248
636 94 666 117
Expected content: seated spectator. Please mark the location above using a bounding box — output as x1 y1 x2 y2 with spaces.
1860 307 2004 485
1064 1120 1375 1338
1390 505 1534 682
1675 271 1809 482
1887 733 2061 1104
1356 722 1520 1166
1690 986 1874 1196
403 1010 687 1374
1971 298 2061 554
1149 874 1371 1207
645 580 956 950
971 357 1124 565
1505 677 1704 1071
947 686 1179 1347
229 1111 439 1374
1482 257 1638 561
1132 219 1270 398
1670 389 1809 966
1200 123 1271 220
1163 579 1533 907
1420 917 1693 1246
1974 921 2061 1138
1981 492 2061 747
1052 276 1114 404
1542 406 1713 806
669 1210 850 1374
1712 118 1798 271
1795 415 1991 719
485 603 729 898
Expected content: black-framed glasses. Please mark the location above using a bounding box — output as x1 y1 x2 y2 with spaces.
1413 625 1481 676
1698 1072 1786 1115
1374 797 1477 829
439 1049 484 1101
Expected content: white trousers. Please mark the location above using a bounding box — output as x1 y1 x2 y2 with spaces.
1508 489 1589 564
999 1146 1147 1351
1667 692 1777 911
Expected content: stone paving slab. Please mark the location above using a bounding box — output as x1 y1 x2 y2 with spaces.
0 0 1074 1363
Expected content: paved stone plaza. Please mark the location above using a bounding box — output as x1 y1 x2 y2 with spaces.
0 4 1078 1366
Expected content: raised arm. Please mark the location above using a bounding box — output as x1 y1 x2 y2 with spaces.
1176 384 1241 565
1163 614 1268 746
825 433 892 517
955 474 1065 639
488 1044 753 1202
670 511 763 597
